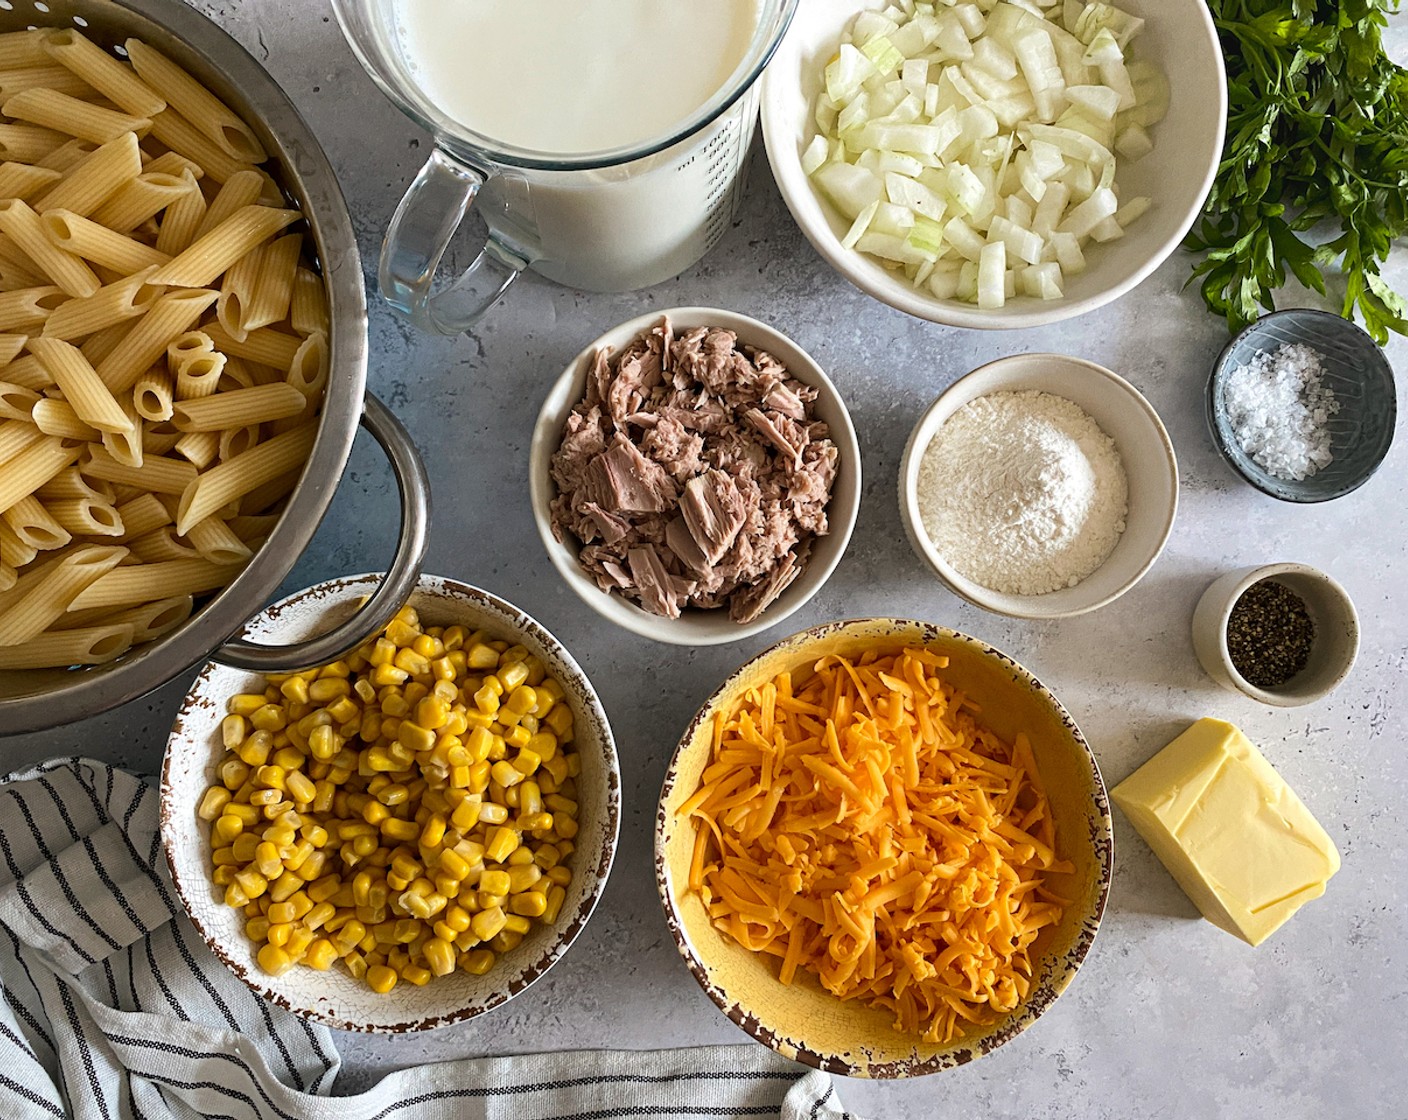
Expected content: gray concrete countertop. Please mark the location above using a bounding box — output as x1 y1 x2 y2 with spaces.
4 4 1405 1116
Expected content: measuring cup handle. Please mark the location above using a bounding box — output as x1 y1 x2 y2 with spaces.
379 148 526 335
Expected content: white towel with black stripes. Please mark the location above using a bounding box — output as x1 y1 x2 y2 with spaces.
0 758 866 1120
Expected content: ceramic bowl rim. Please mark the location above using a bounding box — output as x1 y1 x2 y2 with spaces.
160 571 621 1033
528 306 862 646
653 616 1114 1078
897 353 1179 619
1205 308 1398 504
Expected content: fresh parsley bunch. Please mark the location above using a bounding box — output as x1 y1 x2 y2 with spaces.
1186 0 1408 342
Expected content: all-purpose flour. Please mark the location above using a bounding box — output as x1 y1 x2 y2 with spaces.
917 391 1128 595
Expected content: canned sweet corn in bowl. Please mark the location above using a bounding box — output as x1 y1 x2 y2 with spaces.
161 573 620 1031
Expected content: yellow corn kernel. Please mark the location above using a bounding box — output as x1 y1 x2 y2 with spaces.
227 692 267 716
212 845 240 868
366 964 398 993
230 833 259 863
279 676 310 705
506 846 535 867
246 915 271 942
308 723 338 761
223 882 249 908
285 927 315 961
396 721 435 754
304 901 336 930
489 760 522 789
503 725 531 749
372 662 409 688
257 944 294 976
390 853 423 882
414 696 448 731
544 703 573 737
510 891 547 918
233 867 268 899
212 813 244 845
496 662 529 693
401 963 431 986
344 951 369 981
477 802 509 826
424 937 456 977
546 865 573 887
382 818 419 843
352 871 374 907
237 731 274 767
334 919 367 953
285 771 316 805
253 841 282 878
507 865 542 893
461 948 495 975
223 802 261 827
219 758 250 790
269 871 304 903
307 874 341 904
525 731 558 762
362 799 390 826
200 787 233 828
554 815 579 840
437 849 472 882
393 918 422 944
307 678 348 704
490 929 523 953
479 869 511 897
485 826 519 864
466 643 499 670
543 885 567 924
304 938 338 970
502 913 531 935
512 749 541 777
420 813 446 849
249 704 287 732
471 906 506 942
266 921 293 948
520 811 554 832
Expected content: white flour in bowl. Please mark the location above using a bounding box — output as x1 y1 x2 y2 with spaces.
917 391 1128 595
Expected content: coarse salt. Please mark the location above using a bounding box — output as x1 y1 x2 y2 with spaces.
1223 342 1339 481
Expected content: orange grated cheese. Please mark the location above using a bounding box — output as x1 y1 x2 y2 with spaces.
681 645 1073 1045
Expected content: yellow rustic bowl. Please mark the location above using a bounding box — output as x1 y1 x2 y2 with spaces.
655 618 1112 1077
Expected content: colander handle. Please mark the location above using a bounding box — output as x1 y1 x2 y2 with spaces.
379 148 529 335
213 393 431 671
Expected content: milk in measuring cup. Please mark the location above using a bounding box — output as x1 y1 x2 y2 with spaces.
391 0 766 292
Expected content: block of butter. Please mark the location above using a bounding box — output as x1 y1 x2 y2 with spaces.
1112 718 1340 947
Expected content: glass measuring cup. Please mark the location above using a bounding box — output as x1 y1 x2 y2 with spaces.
331 0 799 335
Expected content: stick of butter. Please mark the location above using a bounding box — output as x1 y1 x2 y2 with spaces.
1111 718 1340 947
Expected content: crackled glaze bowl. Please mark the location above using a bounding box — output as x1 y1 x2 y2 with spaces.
655 618 1112 1076
161 573 620 1032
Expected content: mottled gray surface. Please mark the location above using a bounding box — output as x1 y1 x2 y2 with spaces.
3 3 1407 1116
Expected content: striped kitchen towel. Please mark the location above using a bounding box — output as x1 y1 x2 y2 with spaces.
0 758 862 1119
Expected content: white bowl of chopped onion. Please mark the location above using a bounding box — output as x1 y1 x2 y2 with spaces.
761 0 1226 327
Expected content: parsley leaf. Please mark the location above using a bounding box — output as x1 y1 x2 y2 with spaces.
1188 0 1408 343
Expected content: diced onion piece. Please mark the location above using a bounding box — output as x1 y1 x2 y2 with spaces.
1051 230 1087 273
969 36 1018 80
1022 262 1064 299
944 215 987 261
1089 214 1124 242
1058 187 1117 237
1013 28 1066 122
841 200 881 250
1066 83 1123 121
826 43 877 104
929 260 963 299
813 161 885 220
801 135 830 177
977 241 1006 308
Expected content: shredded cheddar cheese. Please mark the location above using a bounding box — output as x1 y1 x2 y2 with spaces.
681 645 1072 1045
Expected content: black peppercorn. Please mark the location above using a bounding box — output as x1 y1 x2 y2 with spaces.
1226 579 1315 689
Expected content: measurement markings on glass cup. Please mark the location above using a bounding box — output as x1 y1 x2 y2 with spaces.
702 117 744 248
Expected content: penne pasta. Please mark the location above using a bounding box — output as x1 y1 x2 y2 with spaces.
171 381 303 432
32 396 100 441
0 418 43 465
215 242 259 341
59 593 192 641
89 169 192 233
0 121 68 162
139 420 180 456
0 331 27 366
132 366 174 421
66 555 243 611
0 520 37 568
152 166 206 255
173 350 224 400
286 330 328 406
41 208 171 274
36 465 110 502
217 424 259 461
203 320 302 370
0 199 100 297
112 492 170 542
33 131 142 216
172 428 218 469
0 32 50 71
0 63 95 101
193 168 264 241
1 494 70 551
40 265 162 340
146 105 252 184
0 435 82 514
227 513 278 542
103 396 146 466
0 562 13 593
129 524 199 562
241 232 300 333
2 88 151 144
183 515 250 564
95 286 218 392
0 160 60 201
41 29 166 118
0 621 134 667
0 542 127 643
35 137 96 173
149 204 299 288
142 150 203 181
124 39 265 163
82 443 196 495
0 377 38 420
175 422 314 534
28 336 133 433
289 265 327 337
0 285 66 332
45 496 123 537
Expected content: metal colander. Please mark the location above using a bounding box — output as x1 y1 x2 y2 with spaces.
0 0 430 734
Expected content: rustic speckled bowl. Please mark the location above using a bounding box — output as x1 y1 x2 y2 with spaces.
656 618 1112 1077
161 573 620 1032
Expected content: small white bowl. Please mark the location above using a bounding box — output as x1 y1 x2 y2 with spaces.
1191 563 1359 707
530 307 861 646
161 573 620 1033
760 0 1227 329
898 353 1178 618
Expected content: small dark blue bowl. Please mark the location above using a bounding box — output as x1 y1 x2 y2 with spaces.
1207 308 1397 502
